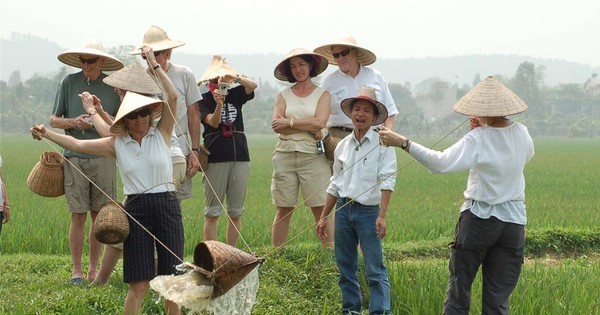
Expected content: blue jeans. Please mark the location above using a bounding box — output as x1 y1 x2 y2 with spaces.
334 198 391 315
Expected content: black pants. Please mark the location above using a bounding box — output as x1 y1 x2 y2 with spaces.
443 210 525 315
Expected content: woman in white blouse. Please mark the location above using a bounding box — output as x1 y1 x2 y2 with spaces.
380 76 535 315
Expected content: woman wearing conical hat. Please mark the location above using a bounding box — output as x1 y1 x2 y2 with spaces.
197 55 258 248
380 76 535 314
271 48 333 247
32 47 184 315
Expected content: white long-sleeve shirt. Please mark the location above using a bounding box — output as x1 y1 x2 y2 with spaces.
327 128 397 206
409 122 534 225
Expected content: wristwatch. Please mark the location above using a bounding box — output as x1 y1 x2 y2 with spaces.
88 109 97 116
401 138 410 151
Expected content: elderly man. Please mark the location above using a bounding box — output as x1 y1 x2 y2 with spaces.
51 39 123 284
314 34 398 139
131 25 202 200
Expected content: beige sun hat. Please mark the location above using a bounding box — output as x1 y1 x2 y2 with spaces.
340 87 388 126
103 61 161 95
453 76 528 116
274 48 329 82
130 25 185 55
57 39 124 71
198 55 241 83
313 34 377 66
110 91 163 133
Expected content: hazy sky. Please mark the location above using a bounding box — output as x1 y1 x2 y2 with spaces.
1 0 599 66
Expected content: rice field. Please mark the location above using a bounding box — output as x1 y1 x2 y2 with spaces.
0 133 599 314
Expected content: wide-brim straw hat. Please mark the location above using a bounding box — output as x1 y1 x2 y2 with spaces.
130 25 185 55
110 91 163 133
313 34 377 66
27 151 65 197
103 61 161 95
340 87 388 126
198 55 241 83
274 48 329 82
453 76 528 116
57 39 124 71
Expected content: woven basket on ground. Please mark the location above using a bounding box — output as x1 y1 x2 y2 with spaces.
323 134 341 161
93 201 129 244
27 151 65 197
193 240 263 298
197 145 210 173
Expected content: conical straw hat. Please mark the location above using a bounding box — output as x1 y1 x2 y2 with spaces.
313 34 377 66
198 55 241 83
103 61 162 95
453 76 528 116
110 91 163 133
58 39 124 71
193 240 263 298
130 25 185 55
274 48 328 82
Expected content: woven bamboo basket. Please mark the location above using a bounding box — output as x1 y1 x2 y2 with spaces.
323 134 341 161
93 201 129 244
197 145 210 173
193 240 263 298
27 151 65 197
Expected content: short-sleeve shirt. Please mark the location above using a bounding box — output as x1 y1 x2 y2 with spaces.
166 63 202 136
52 71 121 158
199 85 254 163
321 66 398 129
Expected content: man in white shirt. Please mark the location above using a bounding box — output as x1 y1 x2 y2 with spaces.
314 35 398 139
317 87 396 315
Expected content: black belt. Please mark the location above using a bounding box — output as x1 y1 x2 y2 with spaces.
341 197 366 207
330 126 353 133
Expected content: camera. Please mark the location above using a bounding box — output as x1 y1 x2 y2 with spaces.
218 82 230 96
316 140 325 154
221 121 234 138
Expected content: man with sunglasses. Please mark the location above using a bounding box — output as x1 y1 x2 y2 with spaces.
314 35 398 139
131 26 203 200
50 39 123 285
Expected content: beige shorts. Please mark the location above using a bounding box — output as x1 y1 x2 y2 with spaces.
175 155 193 200
271 151 331 207
203 162 249 217
172 155 186 192
64 157 117 213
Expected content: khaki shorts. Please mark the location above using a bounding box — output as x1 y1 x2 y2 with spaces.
203 162 249 217
175 155 193 200
64 157 117 213
172 155 186 192
271 151 331 207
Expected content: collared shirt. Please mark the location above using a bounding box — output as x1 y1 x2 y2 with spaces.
327 128 396 205
321 66 399 129
409 123 535 225
115 127 175 195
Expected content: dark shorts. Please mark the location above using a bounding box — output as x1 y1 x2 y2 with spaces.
123 191 184 283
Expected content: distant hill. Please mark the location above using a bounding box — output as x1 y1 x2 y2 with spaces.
2 33 598 87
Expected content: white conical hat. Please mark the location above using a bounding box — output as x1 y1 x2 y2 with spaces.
313 34 376 66
198 55 241 83
273 48 328 82
453 76 528 116
130 25 185 55
110 91 163 133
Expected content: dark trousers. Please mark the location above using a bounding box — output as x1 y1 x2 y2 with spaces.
443 210 525 315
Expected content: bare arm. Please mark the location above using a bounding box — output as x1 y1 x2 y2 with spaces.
202 90 224 129
49 113 93 131
384 114 396 129
31 124 116 158
272 91 331 138
224 74 258 95
376 189 393 239
79 92 119 137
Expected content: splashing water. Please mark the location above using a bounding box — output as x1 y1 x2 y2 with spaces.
150 266 260 314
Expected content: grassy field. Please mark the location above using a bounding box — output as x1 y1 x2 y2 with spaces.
0 133 599 314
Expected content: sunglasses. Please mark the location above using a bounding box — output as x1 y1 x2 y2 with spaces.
79 57 100 64
141 51 162 60
332 48 352 59
125 108 152 120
